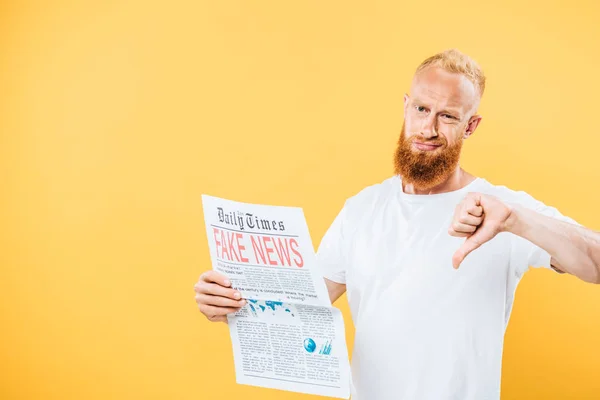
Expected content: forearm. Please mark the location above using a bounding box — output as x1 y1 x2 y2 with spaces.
505 205 600 284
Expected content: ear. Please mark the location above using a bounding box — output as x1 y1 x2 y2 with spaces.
464 114 482 139
403 94 410 115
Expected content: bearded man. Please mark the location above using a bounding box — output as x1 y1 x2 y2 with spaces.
194 48 600 399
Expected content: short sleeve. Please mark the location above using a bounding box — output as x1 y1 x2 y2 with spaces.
510 198 581 278
315 202 349 284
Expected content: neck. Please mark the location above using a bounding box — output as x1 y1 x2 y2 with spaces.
401 168 477 195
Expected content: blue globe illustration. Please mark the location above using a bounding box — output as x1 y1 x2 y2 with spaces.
303 338 316 353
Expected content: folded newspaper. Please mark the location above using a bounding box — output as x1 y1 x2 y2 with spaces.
201 195 351 398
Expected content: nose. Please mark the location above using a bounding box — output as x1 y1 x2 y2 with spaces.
420 113 438 139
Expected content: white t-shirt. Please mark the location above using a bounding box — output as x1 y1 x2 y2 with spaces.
316 175 579 400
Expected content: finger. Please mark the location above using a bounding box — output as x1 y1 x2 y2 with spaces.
463 194 479 210
200 271 231 287
198 303 241 318
466 191 482 205
202 309 229 323
196 282 242 300
458 213 483 226
467 205 483 217
448 229 471 238
196 293 247 308
450 221 477 234
452 234 486 269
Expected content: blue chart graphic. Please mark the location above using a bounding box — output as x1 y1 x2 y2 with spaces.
303 338 332 355
319 339 332 355
247 299 294 317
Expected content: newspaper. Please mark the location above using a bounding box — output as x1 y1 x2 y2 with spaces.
202 194 351 399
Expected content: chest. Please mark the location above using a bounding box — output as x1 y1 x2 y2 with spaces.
344 201 512 322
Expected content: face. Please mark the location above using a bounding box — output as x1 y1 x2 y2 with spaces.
393 66 482 189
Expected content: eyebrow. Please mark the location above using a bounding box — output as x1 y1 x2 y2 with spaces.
441 109 462 118
414 100 463 119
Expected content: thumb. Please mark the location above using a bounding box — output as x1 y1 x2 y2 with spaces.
452 226 494 269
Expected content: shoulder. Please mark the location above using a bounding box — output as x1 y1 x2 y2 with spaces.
343 175 400 213
477 178 580 227
332 175 399 230
474 178 545 211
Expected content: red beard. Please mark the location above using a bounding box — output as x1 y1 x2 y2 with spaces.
393 122 463 190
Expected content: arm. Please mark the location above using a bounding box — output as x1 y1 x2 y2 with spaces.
505 204 600 284
449 192 600 284
325 278 347 304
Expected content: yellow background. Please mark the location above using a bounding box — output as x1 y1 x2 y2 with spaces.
1 1 599 399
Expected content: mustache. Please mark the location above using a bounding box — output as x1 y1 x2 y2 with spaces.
408 136 447 146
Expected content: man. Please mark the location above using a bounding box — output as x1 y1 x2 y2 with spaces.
194 49 600 399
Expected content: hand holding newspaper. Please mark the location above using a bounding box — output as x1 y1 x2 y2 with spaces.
201 195 351 398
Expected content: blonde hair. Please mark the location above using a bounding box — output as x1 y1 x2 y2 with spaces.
416 48 486 98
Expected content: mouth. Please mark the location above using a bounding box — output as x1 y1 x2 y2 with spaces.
412 141 443 151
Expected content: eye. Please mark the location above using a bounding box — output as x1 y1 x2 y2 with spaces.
416 106 427 112
442 114 456 120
